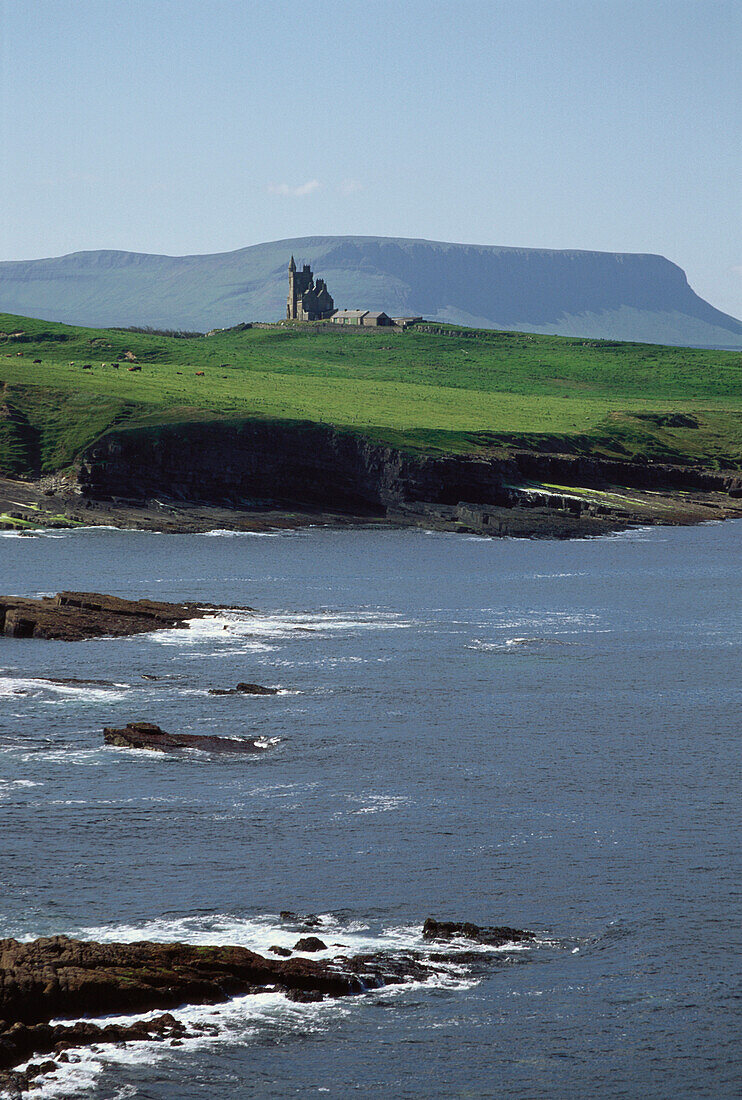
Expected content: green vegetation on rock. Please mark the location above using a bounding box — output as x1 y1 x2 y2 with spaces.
1 312 740 476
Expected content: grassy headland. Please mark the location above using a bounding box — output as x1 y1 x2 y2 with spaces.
1 312 740 477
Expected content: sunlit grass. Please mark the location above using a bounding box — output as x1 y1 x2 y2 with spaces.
1 312 740 474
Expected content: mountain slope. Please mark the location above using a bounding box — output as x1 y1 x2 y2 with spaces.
1 236 740 347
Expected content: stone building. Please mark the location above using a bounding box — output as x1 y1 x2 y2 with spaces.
286 256 335 321
330 310 392 327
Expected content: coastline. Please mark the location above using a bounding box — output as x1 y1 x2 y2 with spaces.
1 473 741 540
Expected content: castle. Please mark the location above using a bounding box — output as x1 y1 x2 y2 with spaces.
286 257 413 326
286 256 335 321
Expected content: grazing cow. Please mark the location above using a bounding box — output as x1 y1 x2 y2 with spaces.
195 371 205 376
33 359 41 364
127 365 142 372
82 364 92 369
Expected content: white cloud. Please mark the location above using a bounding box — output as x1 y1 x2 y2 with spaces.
338 178 363 195
268 179 321 197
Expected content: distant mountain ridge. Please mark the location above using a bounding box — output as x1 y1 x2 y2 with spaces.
1 235 740 347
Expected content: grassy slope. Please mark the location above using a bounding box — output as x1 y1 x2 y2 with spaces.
0 312 740 476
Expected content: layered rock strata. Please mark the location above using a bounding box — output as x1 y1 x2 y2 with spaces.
79 420 741 515
0 591 241 641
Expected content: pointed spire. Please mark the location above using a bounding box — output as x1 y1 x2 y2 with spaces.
289 255 296 272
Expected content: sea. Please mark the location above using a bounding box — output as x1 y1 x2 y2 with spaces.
1 521 740 1099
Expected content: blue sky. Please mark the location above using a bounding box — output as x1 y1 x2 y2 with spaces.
0 0 739 315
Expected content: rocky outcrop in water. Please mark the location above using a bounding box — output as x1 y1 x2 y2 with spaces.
0 930 455 1087
0 591 238 641
103 722 267 754
0 919 535 1088
0 1014 190 1096
208 682 279 696
422 918 536 947
293 937 327 952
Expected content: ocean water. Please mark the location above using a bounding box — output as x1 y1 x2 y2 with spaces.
0 522 740 1099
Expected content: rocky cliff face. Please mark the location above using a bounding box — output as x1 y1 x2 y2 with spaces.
2 237 740 346
78 419 736 515
79 420 510 511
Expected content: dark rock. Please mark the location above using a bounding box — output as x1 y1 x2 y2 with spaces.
43 677 117 688
269 946 292 957
279 912 322 929
0 591 249 642
208 682 279 696
284 988 324 1003
103 722 267 755
422 918 535 947
0 932 439 1080
293 937 327 952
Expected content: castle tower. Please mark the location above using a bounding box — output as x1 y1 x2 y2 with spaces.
287 255 297 320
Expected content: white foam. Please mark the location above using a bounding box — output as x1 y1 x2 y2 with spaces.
532 572 588 579
0 676 129 702
57 911 534 969
349 794 412 815
12 988 352 1098
201 528 283 537
151 608 413 651
17 746 168 767
0 778 42 800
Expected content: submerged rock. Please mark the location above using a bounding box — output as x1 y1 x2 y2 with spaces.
42 676 118 687
279 912 322 928
422 918 536 947
103 722 267 755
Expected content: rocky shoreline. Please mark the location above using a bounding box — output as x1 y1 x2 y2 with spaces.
3 431 742 543
0 591 248 642
0 920 534 1092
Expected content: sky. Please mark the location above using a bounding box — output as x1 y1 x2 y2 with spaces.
0 0 740 316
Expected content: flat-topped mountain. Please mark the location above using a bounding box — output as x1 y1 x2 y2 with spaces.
1 236 740 347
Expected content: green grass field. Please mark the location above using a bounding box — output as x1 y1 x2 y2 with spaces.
1 312 740 476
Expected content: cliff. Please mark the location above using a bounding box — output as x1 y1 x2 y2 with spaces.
72 417 741 539
2 236 740 347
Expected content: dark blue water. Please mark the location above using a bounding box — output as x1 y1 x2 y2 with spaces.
1 523 740 1099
